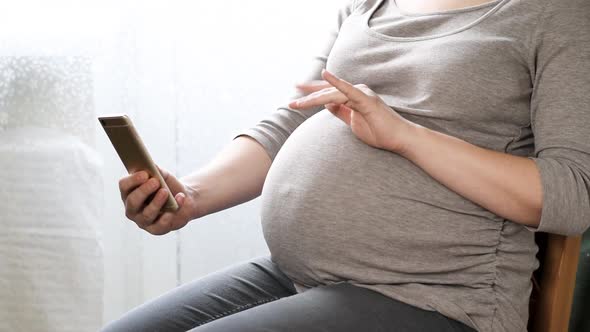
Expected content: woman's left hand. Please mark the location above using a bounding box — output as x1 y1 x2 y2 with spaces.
289 69 417 155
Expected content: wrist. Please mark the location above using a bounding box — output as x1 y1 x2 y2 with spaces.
385 118 425 158
180 176 208 220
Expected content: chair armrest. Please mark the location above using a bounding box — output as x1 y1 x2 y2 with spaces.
530 234 582 332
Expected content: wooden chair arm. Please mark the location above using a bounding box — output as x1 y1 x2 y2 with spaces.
530 234 582 332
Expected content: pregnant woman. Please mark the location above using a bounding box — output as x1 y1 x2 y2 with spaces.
101 0 590 331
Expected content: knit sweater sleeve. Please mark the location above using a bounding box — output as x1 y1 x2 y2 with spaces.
527 0 590 236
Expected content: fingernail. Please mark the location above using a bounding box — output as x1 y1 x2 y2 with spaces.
176 193 185 205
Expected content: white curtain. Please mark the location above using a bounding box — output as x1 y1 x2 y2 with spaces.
0 0 344 326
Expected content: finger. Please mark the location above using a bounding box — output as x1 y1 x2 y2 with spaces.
119 171 149 199
138 188 169 227
321 69 367 104
144 212 175 236
289 88 348 110
126 177 161 215
144 192 189 235
155 164 186 195
295 80 331 94
325 103 353 126
175 192 186 207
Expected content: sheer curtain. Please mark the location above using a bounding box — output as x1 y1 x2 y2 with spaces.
0 0 344 325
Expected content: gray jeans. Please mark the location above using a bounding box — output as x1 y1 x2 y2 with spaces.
100 256 475 332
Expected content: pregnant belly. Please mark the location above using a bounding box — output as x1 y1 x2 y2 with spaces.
260 110 504 288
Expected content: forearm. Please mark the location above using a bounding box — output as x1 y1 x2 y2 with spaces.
399 124 543 227
180 135 271 219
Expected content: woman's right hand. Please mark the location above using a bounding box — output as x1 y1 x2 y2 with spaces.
118 166 201 236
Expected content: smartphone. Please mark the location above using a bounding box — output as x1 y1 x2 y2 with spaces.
98 114 179 212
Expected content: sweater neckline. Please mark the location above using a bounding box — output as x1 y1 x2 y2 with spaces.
362 0 510 42
393 0 501 17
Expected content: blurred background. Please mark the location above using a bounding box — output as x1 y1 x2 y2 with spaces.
0 0 344 330
0 1 588 332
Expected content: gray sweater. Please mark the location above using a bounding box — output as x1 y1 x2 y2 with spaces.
234 0 590 331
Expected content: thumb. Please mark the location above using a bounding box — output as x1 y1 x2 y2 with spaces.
175 192 186 208
156 164 185 195
156 164 170 179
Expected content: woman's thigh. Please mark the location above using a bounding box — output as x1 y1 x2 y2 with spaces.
100 255 296 332
190 282 476 332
